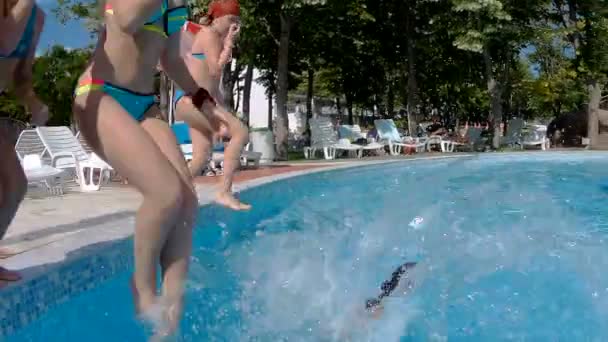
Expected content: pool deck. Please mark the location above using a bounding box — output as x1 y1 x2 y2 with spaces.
0 150 576 287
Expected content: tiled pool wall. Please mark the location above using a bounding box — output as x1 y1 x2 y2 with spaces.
0 238 133 337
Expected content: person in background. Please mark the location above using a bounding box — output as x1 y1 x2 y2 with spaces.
172 0 250 211
426 115 447 136
0 0 48 286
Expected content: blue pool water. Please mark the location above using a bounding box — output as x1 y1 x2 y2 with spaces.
7 153 608 341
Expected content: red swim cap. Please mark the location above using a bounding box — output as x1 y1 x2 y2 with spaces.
208 0 240 20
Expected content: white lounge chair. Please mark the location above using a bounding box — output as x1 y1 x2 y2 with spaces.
500 118 524 147
15 129 46 160
306 117 363 159
33 126 112 191
338 125 366 141
374 119 426 155
521 125 550 150
423 135 456 153
453 127 484 151
338 124 386 155
21 154 65 195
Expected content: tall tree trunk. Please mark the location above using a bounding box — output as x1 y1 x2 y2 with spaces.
268 87 274 129
306 67 314 118
305 67 314 135
587 79 602 148
405 0 419 136
235 85 241 118
345 93 354 124
222 63 234 111
220 62 243 112
159 72 170 122
274 13 291 160
336 97 342 116
386 78 395 118
483 45 503 149
242 63 254 126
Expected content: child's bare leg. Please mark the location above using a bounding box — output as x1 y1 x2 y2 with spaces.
189 127 213 177
175 96 215 177
0 135 27 285
201 101 250 210
140 113 198 335
74 93 186 315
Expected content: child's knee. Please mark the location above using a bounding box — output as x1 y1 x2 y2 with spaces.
148 176 185 219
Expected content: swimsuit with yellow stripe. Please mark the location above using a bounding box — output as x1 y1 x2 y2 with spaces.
75 1 190 122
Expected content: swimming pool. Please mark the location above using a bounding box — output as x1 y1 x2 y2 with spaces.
5 152 608 341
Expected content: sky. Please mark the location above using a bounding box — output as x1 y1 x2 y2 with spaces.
36 0 92 55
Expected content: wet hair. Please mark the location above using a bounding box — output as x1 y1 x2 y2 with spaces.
365 262 417 311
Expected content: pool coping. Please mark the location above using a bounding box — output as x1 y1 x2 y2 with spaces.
1 150 606 337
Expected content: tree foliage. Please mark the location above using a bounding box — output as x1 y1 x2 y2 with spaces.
0 46 91 126
13 0 608 155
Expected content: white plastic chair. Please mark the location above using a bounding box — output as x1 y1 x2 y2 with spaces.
21 154 65 195
306 117 364 160
76 153 112 192
36 126 113 191
522 126 550 150
15 129 46 160
374 119 426 155
500 118 524 147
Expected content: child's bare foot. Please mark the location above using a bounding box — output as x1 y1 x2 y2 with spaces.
130 276 157 315
215 191 251 211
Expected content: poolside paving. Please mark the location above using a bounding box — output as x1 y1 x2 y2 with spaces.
0 163 328 256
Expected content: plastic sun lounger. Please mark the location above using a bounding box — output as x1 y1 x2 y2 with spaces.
18 127 112 192
374 119 426 155
21 154 66 195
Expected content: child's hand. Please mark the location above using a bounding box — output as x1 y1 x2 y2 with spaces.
228 23 240 38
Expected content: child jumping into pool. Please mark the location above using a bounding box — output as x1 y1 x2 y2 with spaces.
172 0 251 211
337 261 417 339
365 261 417 317
0 0 48 286
72 0 238 336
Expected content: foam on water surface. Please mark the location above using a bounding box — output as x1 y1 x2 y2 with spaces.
7 153 608 341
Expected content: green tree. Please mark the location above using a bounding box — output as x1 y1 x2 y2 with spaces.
0 46 91 126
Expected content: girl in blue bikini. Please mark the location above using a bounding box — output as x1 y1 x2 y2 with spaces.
0 0 48 286
72 0 234 335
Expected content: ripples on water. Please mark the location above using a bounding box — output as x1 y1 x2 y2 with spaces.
9 153 608 341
